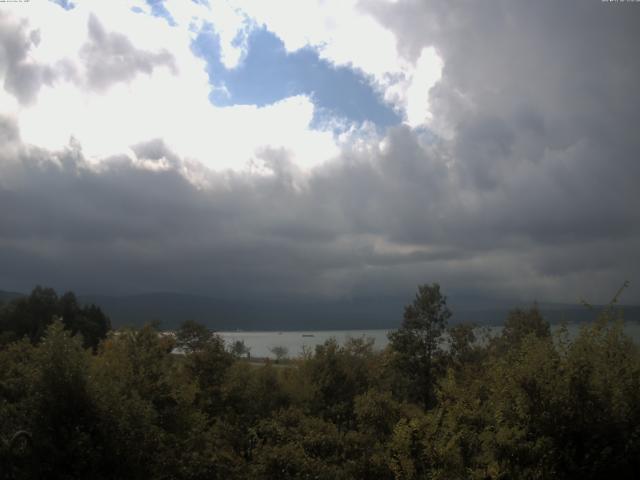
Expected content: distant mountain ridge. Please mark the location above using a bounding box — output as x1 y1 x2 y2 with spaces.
77 292 405 330
0 290 23 303
2 289 638 330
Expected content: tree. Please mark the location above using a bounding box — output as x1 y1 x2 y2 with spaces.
0 286 58 344
185 333 234 416
497 304 550 351
447 322 479 368
0 287 110 349
270 346 288 363
388 283 451 409
175 320 213 353
58 292 111 350
249 408 346 480
30 320 99 478
301 338 377 428
230 339 251 359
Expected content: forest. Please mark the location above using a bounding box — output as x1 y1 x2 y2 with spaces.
1 284 639 479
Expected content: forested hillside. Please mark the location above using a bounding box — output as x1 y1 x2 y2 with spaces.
4 288 639 331
1 284 639 479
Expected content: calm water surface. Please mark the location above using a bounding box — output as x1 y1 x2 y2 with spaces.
219 322 640 359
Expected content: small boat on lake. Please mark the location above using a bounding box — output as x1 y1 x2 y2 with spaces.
302 334 315 337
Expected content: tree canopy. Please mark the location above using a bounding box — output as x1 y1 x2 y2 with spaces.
388 283 451 408
1 284 639 479
0 286 110 350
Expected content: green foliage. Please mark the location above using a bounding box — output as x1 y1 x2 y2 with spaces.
498 304 550 350
302 337 376 428
427 309 640 479
175 319 214 353
354 389 402 438
388 283 451 408
388 414 433 480
184 331 234 416
224 361 289 420
250 408 346 480
1 283 639 479
0 339 37 479
447 322 477 363
29 321 98 478
0 286 110 349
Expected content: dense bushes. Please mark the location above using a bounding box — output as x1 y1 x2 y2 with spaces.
1 285 639 479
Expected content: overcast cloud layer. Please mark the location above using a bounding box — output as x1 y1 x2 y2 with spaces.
1 0 639 307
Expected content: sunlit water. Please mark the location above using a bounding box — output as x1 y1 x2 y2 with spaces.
218 322 640 359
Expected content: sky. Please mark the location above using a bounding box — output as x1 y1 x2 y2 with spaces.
0 0 639 308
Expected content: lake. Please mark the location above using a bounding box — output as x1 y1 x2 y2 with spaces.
218 322 640 359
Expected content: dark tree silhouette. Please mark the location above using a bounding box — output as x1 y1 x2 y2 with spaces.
388 283 451 408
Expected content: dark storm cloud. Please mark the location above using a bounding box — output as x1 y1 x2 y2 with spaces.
0 121 464 299
362 0 640 295
1 115 637 303
1 0 639 305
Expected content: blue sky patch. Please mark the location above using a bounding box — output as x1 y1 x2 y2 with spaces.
50 0 75 10
192 26 401 130
145 0 176 26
